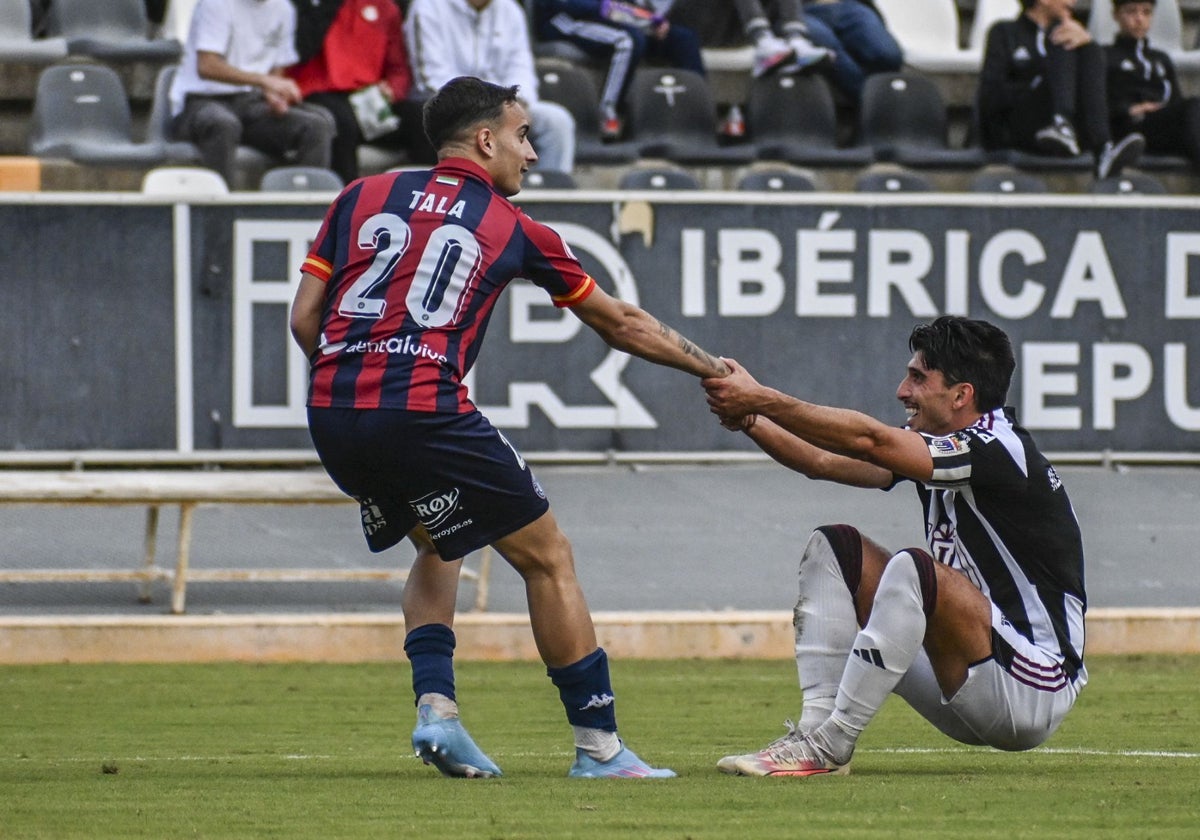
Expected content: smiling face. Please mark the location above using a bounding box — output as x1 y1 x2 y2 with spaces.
1114 2 1155 39
483 101 538 197
895 351 977 436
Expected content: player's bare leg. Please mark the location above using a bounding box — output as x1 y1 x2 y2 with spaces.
493 511 675 778
403 526 501 778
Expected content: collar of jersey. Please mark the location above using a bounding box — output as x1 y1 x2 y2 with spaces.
434 157 494 189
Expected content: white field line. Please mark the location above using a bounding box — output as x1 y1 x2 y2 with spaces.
4 746 1198 763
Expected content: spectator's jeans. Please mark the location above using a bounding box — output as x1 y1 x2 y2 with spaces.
529 100 576 173
802 1 903 101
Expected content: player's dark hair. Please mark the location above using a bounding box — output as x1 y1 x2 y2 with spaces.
909 316 1014 411
423 76 521 152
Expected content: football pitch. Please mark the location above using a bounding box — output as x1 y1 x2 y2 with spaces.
2 655 1197 838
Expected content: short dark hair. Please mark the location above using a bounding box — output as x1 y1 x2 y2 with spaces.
908 316 1015 412
422 76 521 152
1113 0 1155 7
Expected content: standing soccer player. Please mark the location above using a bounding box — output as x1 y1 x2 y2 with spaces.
290 75 729 779
703 317 1086 776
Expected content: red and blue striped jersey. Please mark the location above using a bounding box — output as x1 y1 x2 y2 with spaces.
300 158 596 412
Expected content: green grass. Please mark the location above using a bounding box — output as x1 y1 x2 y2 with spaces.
2 656 1197 838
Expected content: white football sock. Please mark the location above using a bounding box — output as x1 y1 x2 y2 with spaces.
416 692 458 719
821 551 935 764
574 727 621 762
794 529 861 731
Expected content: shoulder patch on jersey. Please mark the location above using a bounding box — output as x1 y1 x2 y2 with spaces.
1047 465 1063 491
930 434 971 455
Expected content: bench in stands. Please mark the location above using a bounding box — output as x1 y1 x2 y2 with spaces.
0 470 491 614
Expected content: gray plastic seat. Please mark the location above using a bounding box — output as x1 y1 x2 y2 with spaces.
1089 172 1168 195
521 169 578 189
0 0 68 64
968 166 1049 194
626 68 755 165
747 73 873 166
45 0 182 62
536 61 638 164
618 166 701 190
260 166 344 192
28 64 169 166
856 72 988 168
854 165 935 193
736 167 821 192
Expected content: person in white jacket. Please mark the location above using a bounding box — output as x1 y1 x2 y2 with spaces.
406 0 576 173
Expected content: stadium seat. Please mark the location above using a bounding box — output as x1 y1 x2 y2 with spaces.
854 164 934 192
141 166 230 195
625 68 755 165
146 65 276 190
618 164 701 190
260 166 344 192
735 165 823 192
521 169 579 189
536 62 638 164
44 0 182 62
968 166 1048 193
855 72 988 168
28 64 170 166
968 0 1020 53
747 73 873 166
1089 171 1169 195
0 0 68 64
1089 0 1200 70
873 0 980 73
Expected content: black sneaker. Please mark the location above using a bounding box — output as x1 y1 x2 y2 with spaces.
1096 133 1145 180
1035 119 1081 157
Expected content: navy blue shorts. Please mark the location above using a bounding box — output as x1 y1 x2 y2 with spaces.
307 407 550 560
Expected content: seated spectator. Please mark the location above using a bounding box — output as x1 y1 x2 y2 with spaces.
288 0 424 183
1106 0 1200 169
799 0 902 102
406 0 576 173
169 0 335 187
533 0 707 141
977 0 1143 179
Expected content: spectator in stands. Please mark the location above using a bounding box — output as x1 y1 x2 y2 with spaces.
798 0 902 102
977 0 1144 180
288 0 424 183
1105 0 1200 169
169 0 335 187
532 1 708 141
405 0 576 173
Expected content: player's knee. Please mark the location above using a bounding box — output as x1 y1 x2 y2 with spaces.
500 527 574 581
806 524 863 594
877 548 938 618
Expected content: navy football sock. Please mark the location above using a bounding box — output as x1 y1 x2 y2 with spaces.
547 648 617 732
404 623 456 704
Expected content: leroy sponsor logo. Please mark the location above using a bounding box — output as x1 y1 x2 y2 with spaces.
411 487 462 529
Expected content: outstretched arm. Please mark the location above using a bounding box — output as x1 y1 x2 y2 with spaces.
570 285 729 379
703 358 934 482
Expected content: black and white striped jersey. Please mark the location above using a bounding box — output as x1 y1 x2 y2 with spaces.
899 407 1087 679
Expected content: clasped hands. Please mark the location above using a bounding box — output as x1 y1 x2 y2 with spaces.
702 358 759 432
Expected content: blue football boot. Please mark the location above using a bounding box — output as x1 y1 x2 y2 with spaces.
411 704 502 778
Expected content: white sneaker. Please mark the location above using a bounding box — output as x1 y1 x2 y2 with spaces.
753 33 796 78
784 36 833 73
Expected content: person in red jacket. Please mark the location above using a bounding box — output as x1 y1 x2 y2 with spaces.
289 0 424 183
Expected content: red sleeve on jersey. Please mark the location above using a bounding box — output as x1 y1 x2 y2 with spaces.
302 195 342 282
518 213 597 308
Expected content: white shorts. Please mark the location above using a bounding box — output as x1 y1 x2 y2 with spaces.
893 603 1086 751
